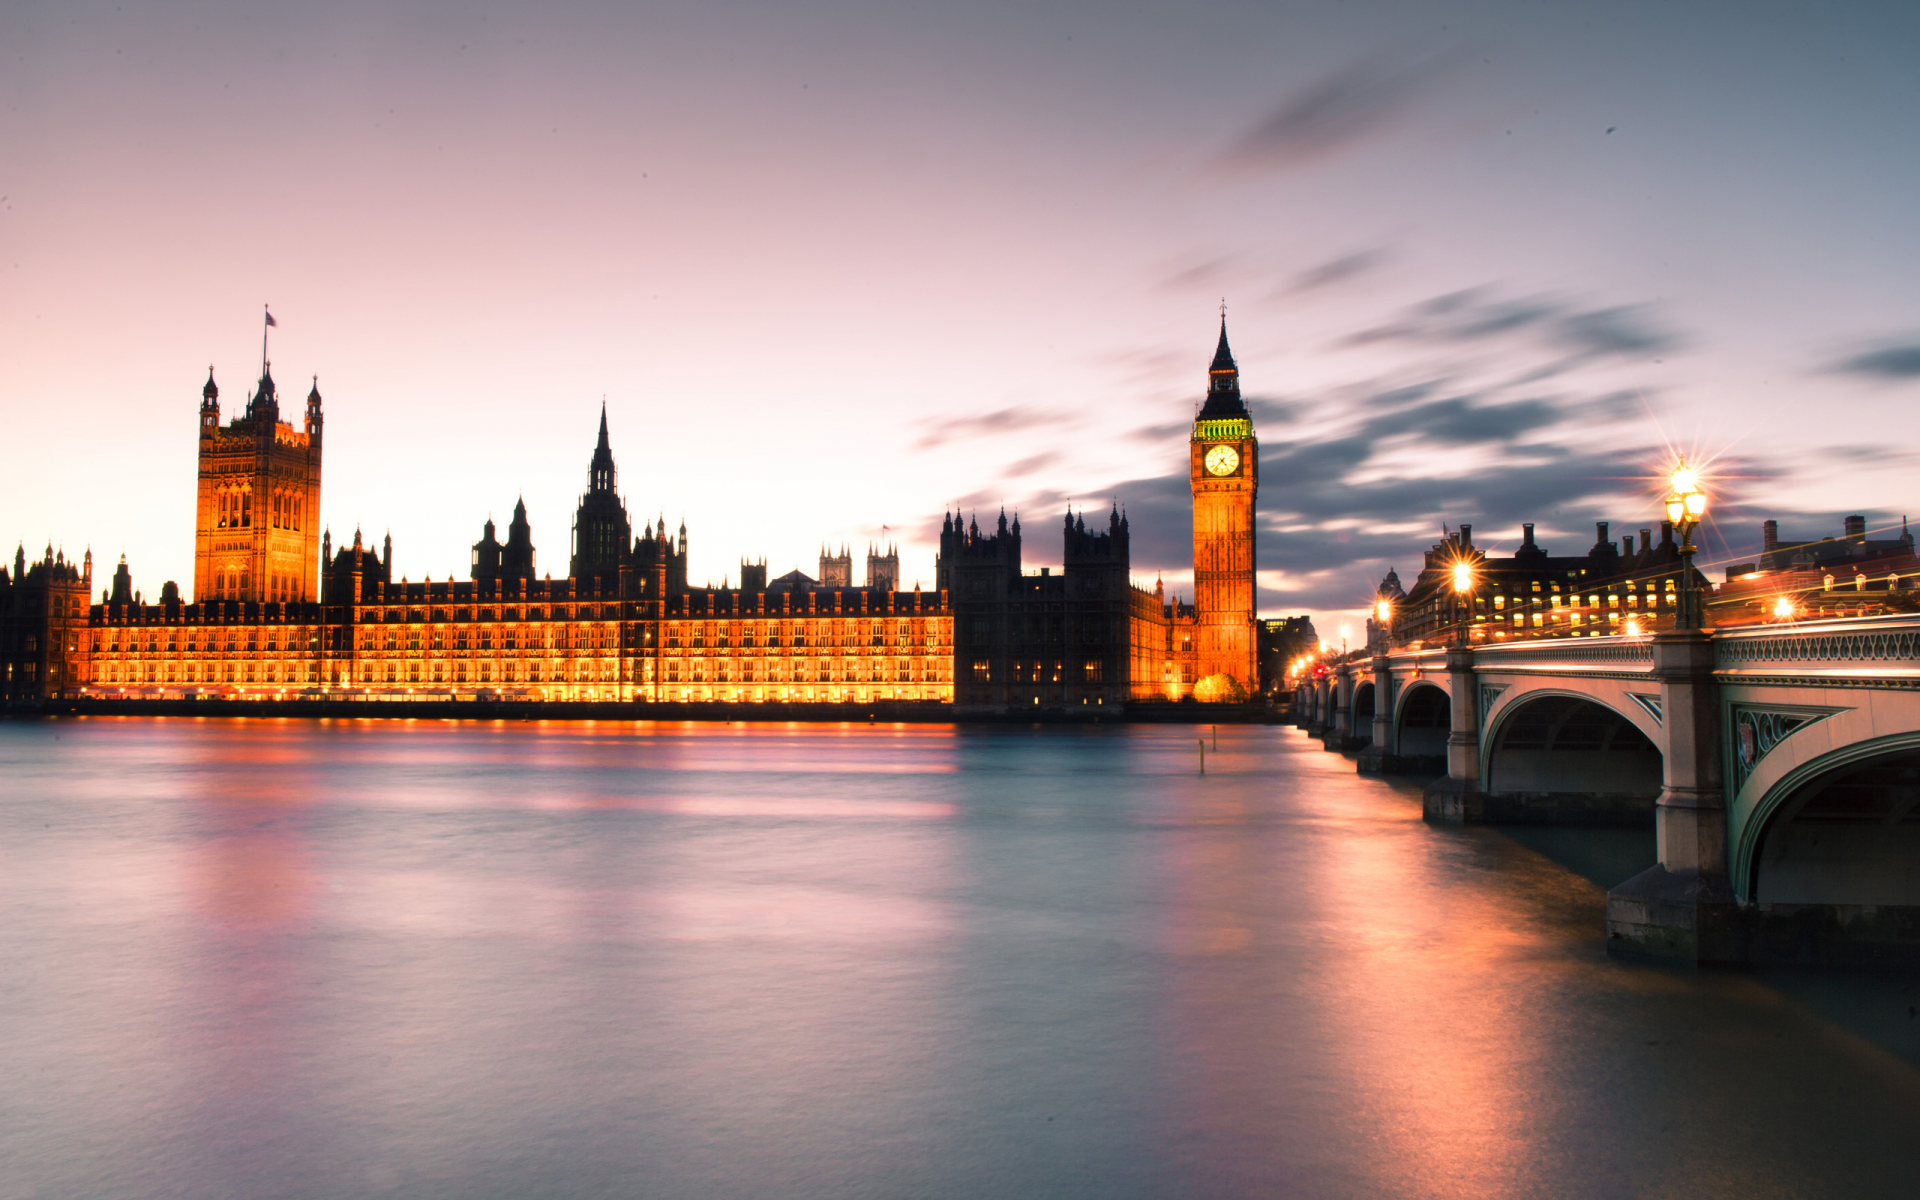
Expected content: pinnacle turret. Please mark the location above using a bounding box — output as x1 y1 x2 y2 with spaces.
1199 315 1249 419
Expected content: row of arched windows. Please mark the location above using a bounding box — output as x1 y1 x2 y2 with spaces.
214 485 305 531
1823 572 1904 592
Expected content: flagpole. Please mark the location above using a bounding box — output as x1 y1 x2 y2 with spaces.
262 303 270 377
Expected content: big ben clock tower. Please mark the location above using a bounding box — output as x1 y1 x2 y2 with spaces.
1190 317 1259 696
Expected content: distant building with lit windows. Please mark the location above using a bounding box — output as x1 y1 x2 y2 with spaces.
1384 520 1705 647
1711 515 1918 624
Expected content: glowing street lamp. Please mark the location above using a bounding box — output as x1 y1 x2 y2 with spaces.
1771 595 1797 621
1449 557 1476 646
1664 458 1709 629
1373 597 1394 652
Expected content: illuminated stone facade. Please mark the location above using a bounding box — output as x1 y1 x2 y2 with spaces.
11 326 1259 711
1 545 93 702
62 390 956 705
193 366 324 605
1189 322 1259 697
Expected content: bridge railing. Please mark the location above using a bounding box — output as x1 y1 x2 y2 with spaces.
1382 634 1655 675
1471 633 1655 673
1379 647 1448 673
1712 612 1920 683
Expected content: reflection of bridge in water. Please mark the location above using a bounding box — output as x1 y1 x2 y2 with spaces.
1296 615 1920 966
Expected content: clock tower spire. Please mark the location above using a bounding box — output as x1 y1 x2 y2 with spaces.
1190 314 1259 698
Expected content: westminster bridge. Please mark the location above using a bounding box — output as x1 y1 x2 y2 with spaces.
1294 614 1920 966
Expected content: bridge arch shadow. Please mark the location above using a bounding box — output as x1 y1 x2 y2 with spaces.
1350 681 1375 749
1394 681 1449 771
1747 741 1920 908
1482 693 1663 825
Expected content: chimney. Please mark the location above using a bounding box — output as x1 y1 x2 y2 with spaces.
1594 521 1610 549
1763 519 1779 552
1459 523 1472 549
1522 522 1536 548
1640 528 1653 552
1845 515 1867 540
1660 521 1675 547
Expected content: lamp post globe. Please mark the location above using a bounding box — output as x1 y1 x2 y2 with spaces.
1664 459 1708 629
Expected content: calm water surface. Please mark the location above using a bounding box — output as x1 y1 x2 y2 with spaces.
3 717 1919 1199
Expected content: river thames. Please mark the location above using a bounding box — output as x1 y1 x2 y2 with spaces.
3 717 1919 1199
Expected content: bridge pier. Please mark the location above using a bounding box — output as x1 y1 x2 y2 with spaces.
1607 630 1745 964
1321 663 1368 751
1423 647 1487 822
1304 676 1332 736
1356 654 1397 772
1319 664 1350 749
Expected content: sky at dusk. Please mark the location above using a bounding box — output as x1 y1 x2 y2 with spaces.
5 0 1920 637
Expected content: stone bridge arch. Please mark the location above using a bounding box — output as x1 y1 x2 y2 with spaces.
1478 687 1665 824
1350 680 1376 749
1394 679 1450 767
1734 729 1920 907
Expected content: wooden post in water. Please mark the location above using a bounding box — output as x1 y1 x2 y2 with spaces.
1199 739 1206 775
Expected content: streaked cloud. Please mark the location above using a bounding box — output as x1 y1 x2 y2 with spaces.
1216 52 1457 172
1831 341 1920 380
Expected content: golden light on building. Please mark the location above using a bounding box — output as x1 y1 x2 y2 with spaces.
16 320 1271 712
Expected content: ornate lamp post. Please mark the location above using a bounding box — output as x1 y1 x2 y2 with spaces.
1665 460 1709 629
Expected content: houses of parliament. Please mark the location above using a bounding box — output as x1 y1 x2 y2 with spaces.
0 325 1263 713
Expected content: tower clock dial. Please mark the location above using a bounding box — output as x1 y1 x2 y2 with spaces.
1203 444 1240 477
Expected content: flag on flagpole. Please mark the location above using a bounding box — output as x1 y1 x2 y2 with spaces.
265 311 277 327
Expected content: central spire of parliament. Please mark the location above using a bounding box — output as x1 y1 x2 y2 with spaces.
571 403 632 580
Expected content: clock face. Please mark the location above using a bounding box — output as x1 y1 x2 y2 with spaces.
1204 444 1240 477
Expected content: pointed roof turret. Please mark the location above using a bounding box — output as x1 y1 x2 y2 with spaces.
584 403 617 493
203 366 219 401
1210 318 1236 373
1199 315 1249 419
247 364 279 422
